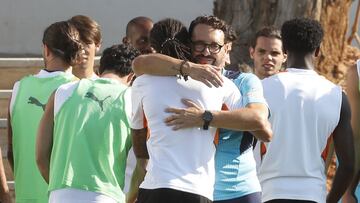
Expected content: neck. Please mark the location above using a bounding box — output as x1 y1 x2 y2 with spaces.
286 52 315 70
100 72 130 86
45 58 71 72
72 66 95 79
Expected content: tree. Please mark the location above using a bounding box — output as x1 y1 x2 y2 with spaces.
214 0 360 83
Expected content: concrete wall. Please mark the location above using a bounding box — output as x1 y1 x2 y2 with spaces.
0 0 213 56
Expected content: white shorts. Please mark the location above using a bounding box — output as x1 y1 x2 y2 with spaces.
49 188 117 203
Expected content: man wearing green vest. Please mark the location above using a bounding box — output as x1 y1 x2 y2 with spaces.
36 44 139 203
7 21 82 203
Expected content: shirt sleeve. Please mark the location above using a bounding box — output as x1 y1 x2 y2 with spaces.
9 81 20 117
233 73 267 107
222 77 242 110
130 79 146 129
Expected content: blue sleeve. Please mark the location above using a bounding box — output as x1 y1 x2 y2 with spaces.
232 73 267 107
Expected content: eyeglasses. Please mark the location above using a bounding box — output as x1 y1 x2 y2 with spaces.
191 41 224 54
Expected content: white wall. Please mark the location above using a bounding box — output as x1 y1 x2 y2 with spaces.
0 0 358 56
0 0 213 56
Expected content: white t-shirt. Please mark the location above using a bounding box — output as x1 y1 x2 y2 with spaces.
131 75 241 200
49 188 117 203
257 68 342 203
122 88 136 194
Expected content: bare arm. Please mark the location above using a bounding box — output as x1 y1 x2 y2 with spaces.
132 53 223 87
244 103 272 142
342 64 360 202
126 128 148 203
0 148 12 203
327 92 355 203
35 92 55 183
165 99 272 142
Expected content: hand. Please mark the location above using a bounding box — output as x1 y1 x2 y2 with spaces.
164 99 205 130
185 63 224 88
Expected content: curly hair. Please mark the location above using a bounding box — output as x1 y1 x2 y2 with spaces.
189 15 236 43
42 21 83 66
150 18 191 61
281 18 324 53
99 44 140 77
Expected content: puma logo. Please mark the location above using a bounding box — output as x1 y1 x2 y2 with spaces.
85 92 111 111
27 96 46 111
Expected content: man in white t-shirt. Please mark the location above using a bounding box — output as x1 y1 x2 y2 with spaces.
127 18 245 203
256 18 354 203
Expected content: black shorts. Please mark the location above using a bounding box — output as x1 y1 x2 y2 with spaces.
265 199 317 203
136 188 212 203
214 192 261 203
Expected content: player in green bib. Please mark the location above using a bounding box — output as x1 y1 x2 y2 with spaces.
36 44 139 203
7 21 83 203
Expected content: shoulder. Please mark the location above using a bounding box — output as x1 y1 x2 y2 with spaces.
56 81 79 96
234 73 261 86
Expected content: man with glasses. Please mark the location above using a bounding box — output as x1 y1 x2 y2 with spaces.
131 15 272 203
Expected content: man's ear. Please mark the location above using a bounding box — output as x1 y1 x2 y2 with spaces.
95 44 101 53
123 37 130 44
226 42 232 53
314 46 320 57
127 72 135 86
283 52 288 63
43 44 51 58
249 47 255 59
224 43 232 65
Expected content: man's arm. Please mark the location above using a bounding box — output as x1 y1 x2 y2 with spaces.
0 148 12 203
35 92 55 183
132 53 223 87
343 63 360 202
327 92 355 203
165 99 272 142
126 128 148 203
234 73 272 142
245 104 272 142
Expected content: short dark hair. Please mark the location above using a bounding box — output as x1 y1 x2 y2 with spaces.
68 15 102 46
150 18 191 60
126 16 153 37
281 18 324 53
251 26 282 48
189 15 236 43
42 21 83 66
99 44 140 77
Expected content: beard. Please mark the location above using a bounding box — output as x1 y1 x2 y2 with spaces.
193 54 216 65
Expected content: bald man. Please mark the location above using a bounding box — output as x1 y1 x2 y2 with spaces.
123 16 154 54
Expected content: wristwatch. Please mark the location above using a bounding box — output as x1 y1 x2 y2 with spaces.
202 110 213 130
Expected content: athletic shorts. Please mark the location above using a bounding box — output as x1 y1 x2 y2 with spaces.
265 200 316 203
214 192 261 203
136 188 212 203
